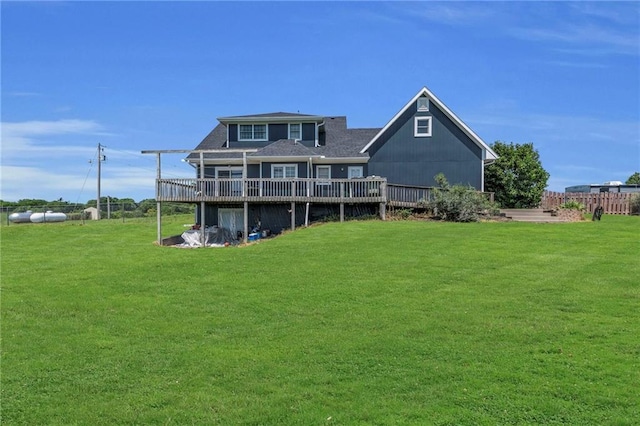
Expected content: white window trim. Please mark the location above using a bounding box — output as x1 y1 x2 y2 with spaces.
414 116 432 137
348 166 364 179
271 164 298 179
238 124 268 141
215 166 244 178
316 165 331 185
288 123 302 140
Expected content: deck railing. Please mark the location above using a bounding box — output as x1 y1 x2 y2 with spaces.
386 184 494 207
386 184 433 207
157 178 387 203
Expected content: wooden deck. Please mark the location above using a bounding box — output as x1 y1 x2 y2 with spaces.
156 178 387 204
156 178 493 208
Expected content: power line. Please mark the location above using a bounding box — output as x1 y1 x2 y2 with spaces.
75 147 98 205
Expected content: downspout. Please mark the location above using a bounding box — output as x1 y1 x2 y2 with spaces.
481 151 485 192
315 121 324 147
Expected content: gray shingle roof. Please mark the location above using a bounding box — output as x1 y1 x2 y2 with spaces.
194 123 226 151
250 139 316 157
220 112 318 119
189 113 380 161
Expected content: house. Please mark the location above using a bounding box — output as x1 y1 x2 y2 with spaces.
144 87 497 244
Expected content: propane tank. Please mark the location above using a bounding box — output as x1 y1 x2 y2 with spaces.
29 211 67 223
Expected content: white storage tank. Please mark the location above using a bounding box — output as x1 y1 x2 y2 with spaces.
8 211 33 223
30 211 67 223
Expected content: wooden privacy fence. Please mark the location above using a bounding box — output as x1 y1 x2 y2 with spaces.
542 191 633 215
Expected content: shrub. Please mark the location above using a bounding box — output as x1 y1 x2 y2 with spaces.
559 200 585 211
630 194 640 215
422 174 498 222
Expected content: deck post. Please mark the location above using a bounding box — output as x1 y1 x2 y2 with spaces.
340 182 345 222
199 152 206 246
155 152 162 245
243 201 248 244
380 180 387 220
157 201 162 244
291 202 295 231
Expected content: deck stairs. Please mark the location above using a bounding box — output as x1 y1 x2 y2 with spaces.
500 208 566 222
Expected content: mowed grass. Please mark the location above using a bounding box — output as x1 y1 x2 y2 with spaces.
1 215 639 425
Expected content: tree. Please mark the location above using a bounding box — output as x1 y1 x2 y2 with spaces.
484 141 549 208
625 172 640 185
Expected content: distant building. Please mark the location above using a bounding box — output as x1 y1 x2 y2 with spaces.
566 182 640 194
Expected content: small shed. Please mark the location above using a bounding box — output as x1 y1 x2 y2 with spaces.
83 207 99 220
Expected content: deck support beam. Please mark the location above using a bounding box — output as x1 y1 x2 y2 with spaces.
155 152 162 245
380 203 386 221
340 182 345 222
243 201 248 244
199 152 206 246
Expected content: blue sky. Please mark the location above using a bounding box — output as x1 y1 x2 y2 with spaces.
2 1 639 203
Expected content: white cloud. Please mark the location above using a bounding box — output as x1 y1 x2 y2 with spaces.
570 2 640 27
393 2 497 26
0 120 103 153
0 118 187 201
510 23 639 56
2 118 102 137
5 91 42 97
0 165 88 201
1 119 109 160
469 112 639 147
391 2 639 57
0 163 157 202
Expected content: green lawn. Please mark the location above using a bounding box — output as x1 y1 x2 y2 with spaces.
1 215 639 425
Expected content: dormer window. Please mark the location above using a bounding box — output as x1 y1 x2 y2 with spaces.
289 123 301 140
239 124 267 141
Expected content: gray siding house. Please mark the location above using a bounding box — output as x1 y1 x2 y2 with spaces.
147 87 497 241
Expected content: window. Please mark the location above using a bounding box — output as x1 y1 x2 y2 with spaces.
348 166 363 179
272 164 297 178
417 98 429 111
316 165 331 182
215 167 243 179
289 123 301 140
239 124 267 141
414 117 432 137
215 167 243 196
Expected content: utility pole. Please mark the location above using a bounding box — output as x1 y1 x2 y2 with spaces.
96 143 106 220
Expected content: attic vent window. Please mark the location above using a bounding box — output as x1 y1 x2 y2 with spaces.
417 98 429 111
414 117 432 137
